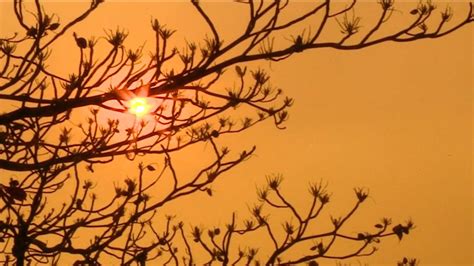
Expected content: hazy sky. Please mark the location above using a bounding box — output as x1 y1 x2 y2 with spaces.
1 1 472 265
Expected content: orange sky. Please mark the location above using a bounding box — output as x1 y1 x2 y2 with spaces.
0 1 472 265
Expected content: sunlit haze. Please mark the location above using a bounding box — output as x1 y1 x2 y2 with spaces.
0 1 472 265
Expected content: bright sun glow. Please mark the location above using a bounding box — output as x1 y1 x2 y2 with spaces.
129 97 151 117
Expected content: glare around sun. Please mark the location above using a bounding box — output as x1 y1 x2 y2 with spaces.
129 97 151 117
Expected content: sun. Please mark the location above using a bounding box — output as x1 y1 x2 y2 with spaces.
128 97 151 118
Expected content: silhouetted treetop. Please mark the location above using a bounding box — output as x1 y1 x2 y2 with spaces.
0 0 471 265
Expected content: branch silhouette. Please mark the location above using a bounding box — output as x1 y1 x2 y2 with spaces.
0 0 471 265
